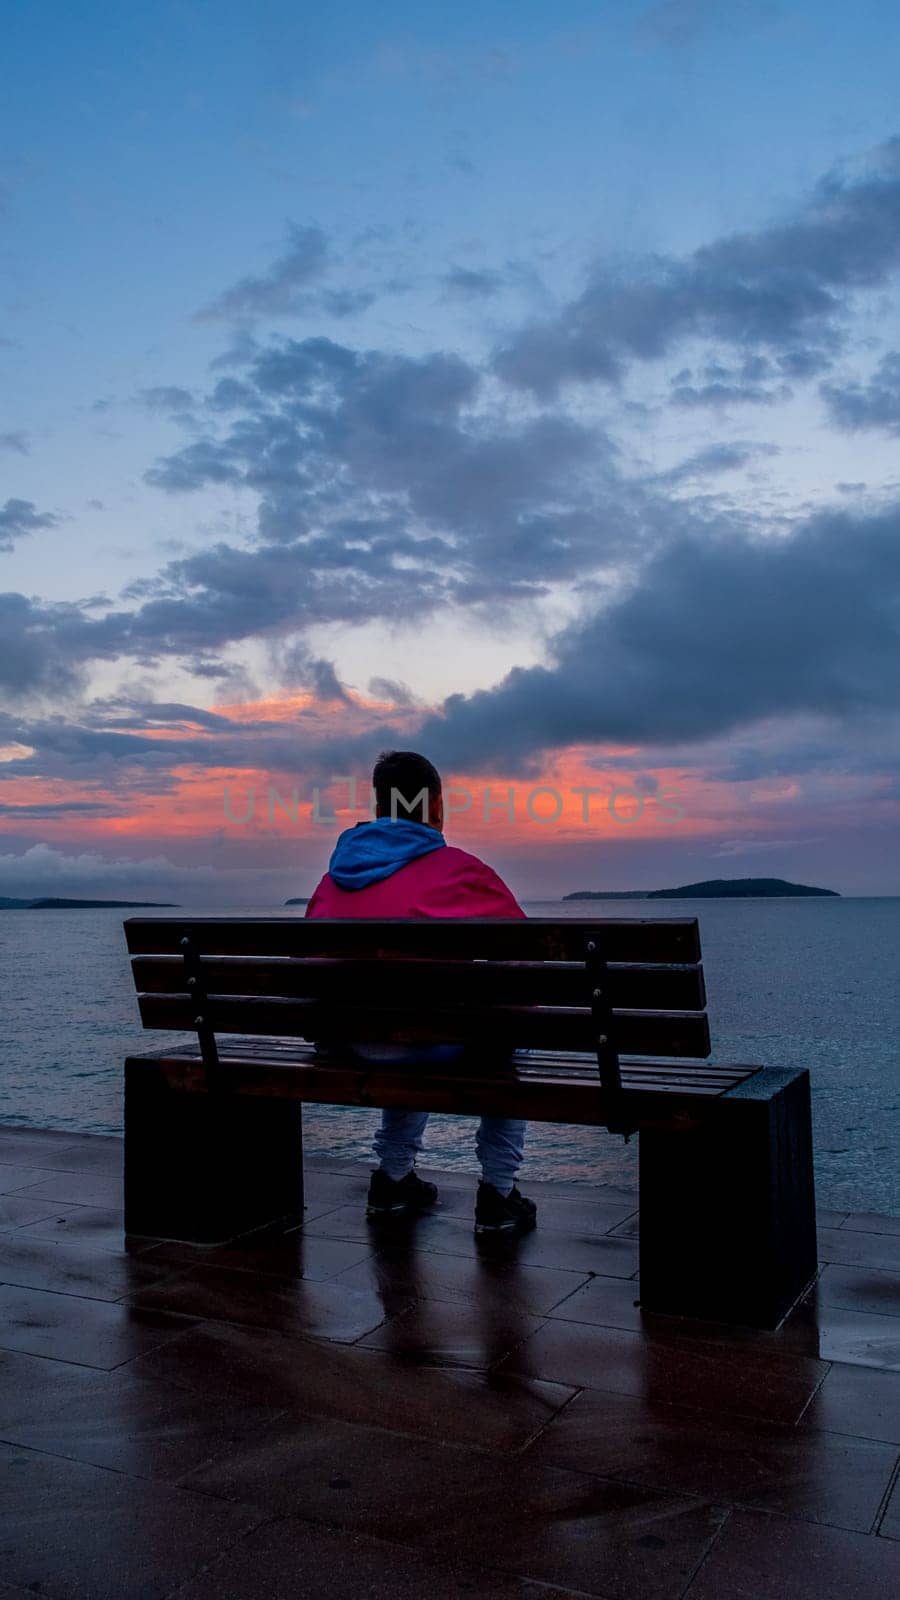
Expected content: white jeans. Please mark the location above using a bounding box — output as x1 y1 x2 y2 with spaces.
346 1042 528 1194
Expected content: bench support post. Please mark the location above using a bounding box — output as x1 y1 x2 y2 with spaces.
637 1066 817 1329
124 1061 304 1244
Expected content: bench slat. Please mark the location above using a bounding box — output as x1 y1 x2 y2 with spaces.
124 915 702 964
125 1045 756 1123
130 954 706 1012
136 993 712 1057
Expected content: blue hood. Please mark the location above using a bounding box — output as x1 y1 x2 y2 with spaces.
327 817 445 891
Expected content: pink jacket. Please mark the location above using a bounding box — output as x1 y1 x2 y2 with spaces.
306 842 525 920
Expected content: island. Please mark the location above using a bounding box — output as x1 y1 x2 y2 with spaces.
284 897 310 906
564 878 838 900
0 897 180 910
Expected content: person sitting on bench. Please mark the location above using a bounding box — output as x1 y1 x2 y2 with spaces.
306 749 537 1234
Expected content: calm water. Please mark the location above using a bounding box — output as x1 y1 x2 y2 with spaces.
1 899 898 1213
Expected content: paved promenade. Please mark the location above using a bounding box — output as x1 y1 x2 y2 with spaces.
0 1122 898 1599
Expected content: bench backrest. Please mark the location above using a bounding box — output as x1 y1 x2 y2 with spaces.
125 916 709 1096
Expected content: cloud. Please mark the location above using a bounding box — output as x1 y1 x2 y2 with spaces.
638 1 780 50
653 441 780 486
136 386 196 415
195 223 329 322
822 352 900 434
0 431 29 455
494 141 900 397
0 593 133 696
368 677 422 708
0 498 60 553
133 334 623 655
412 500 900 770
442 266 506 299
669 357 795 408
0 800 114 818
0 842 263 906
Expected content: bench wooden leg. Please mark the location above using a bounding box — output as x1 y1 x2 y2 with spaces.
124 1061 304 1243
637 1066 817 1329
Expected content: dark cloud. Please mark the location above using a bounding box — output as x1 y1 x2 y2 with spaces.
195 223 329 322
442 266 505 299
0 800 113 817
368 677 422 708
669 357 791 407
494 143 900 397
0 498 60 553
822 352 900 434
0 593 131 695
654 441 780 486
133 335 624 655
638 0 780 50
319 287 377 317
0 431 29 455
413 501 900 770
137 386 196 415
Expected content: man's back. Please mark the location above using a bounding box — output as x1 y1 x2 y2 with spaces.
305 817 525 920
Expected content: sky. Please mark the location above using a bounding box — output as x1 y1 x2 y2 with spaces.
2 0 900 903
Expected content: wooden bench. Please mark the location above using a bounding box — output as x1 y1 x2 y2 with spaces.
123 915 818 1328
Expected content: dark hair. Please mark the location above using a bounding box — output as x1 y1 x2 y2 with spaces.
373 749 442 822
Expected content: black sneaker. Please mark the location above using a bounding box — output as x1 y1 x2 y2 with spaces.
366 1168 439 1217
474 1181 537 1234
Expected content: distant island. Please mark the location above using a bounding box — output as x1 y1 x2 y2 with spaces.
284 897 310 905
564 878 839 900
0 897 179 910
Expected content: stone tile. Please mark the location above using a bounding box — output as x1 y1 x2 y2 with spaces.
126 1263 390 1343
0 1232 185 1302
610 1214 640 1237
0 1193 71 1231
16 1203 134 1251
0 1345 285 1481
817 1227 900 1273
841 1212 900 1237
182 1417 726 1600
357 1299 546 1370
519 1196 639 1236
499 1319 829 1423
801 1362 900 1445
418 1167 638 1208
684 1508 900 1598
332 1242 591 1318
139 1231 375 1284
124 1318 577 1452
818 1208 852 1228
526 1385 898 1532
0 1282 198 1368
0 1128 86 1166
476 1224 640 1278
0 1440 263 1599
298 1167 374 1221
814 1263 900 1319
0 1165 63 1194
17 1134 124 1176
391 1469 726 1600
300 1203 475 1249
305 1204 640 1276
779 1303 900 1370
881 1470 900 1540
176 1516 556 1600
11 1170 123 1208
543 1275 648 1332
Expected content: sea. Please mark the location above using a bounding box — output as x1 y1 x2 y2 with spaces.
0 898 898 1215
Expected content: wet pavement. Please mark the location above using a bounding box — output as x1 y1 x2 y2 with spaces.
0 1123 897 1598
